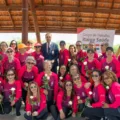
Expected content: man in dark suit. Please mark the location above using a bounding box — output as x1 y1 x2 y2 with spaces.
41 33 59 73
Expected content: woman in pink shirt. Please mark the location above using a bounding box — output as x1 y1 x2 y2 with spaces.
56 81 77 120
3 69 22 116
3 47 21 74
24 81 48 120
83 70 105 120
101 47 120 82
81 49 101 83
102 70 120 120
32 43 44 73
58 65 68 89
72 74 91 113
18 56 38 103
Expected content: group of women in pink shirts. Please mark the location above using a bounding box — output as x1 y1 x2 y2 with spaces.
0 39 120 120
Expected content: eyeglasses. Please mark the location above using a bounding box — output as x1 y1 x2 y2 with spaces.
101 45 104 47
7 73 14 76
66 84 72 87
30 86 37 89
73 77 80 81
92 75 99 78
76 44 81 46
35 46 41 48
27 62 34 65
7 50 13 53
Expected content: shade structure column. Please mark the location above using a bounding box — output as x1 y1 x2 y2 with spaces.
22 0 28 44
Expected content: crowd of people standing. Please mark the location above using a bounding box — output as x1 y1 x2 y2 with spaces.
0 33 120 120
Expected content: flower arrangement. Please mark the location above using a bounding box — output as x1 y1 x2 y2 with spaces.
68 101 72 106
85 91 92 107
42 74 50 90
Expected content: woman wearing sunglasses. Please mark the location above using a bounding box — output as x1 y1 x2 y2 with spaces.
18 56 38 103
32 43 44 73
72 74 91 113
83 69 105 120
3 47 21 74
102 70 120 120
59 41 70 67
56 80 77 120
24 81 48 120
3 69 22 116
101 47 120 83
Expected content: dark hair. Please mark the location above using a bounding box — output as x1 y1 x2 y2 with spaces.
9 40 18 52
69 45 76 52
0 42 8 52
60 40 66 45
106 47 114 52
87 48 94 53
58 65 67 78
63 80 75 101
5 69 18 82
92 69 102 76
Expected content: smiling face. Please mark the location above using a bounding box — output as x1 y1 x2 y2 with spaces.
73 75 81 85
87 51 94 59
92 71 101 83
103 74 113 86
26 59 35 70
106 50 113 58
6 48 14 58
44 61 52 71
60 65 66 76
30 83 37 93
70 66 78 76
65 81 73 92
10 41 17 50
46 33 52 43
6 70 15 82
34 46 41 52
0 42 8 52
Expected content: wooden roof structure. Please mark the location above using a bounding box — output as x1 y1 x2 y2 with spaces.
0 0 120 42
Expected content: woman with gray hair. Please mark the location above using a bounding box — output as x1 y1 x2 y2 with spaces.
18 56 38 103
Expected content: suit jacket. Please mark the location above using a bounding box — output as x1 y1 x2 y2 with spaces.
41 42 59 66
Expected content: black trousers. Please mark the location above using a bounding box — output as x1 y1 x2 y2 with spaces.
22 88 27 103
104 108 120 120
3 99 21 116
78 103 85 112
24 108 48 120
83 107 104 120
0 103 4 114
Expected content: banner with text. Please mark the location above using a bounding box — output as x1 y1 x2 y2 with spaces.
77 28 115 52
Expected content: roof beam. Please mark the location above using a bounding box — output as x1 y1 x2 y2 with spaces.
28 0 41 43
0 27 120 34
60 0 63 29
3 0 15 28
22 0 28 44
76 0 80 27
0 5 120 14
105 0 115 29
91 0 97 28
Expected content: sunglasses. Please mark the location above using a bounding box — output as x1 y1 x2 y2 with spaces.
7 73 14 76
30 86 37 89
27 62 34 65
66 84 72 87
101 45 104 47
76 44 81 46
7 50 13 53
104 77 110 80
73 77 80 81
35 46 41 48
92 75 99 78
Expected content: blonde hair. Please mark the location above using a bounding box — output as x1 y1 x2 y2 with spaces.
102 70 118 83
